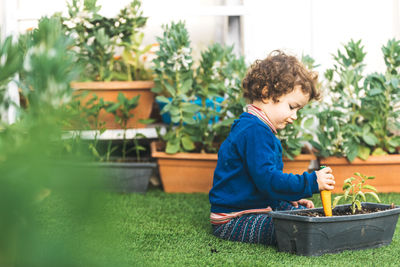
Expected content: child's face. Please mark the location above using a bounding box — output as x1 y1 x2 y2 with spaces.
262 85 309 130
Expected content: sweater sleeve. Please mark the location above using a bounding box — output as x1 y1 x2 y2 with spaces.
240 125 319 201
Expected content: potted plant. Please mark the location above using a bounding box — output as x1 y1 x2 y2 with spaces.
0 19 122 265
304 39 400 192
66 91 156 193
150 21 247 193
269 172 400 256
61 0 156 129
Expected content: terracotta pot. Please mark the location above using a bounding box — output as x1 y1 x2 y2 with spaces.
320 155 400 193
71 81 154 129
283 154 316 174
150 142 217 193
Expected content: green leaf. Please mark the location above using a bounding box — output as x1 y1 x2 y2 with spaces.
342 183 351 190
356 191 366 202
344 187 351 200
344 177 355 184
354 200 362 211
181 102 200 113
357 146 370 160
166 140 180 154
362 132 378 146
181 135 195 151
332 195 343 209
156 96 170 103
164 83 176 97
365 192 381 203
105 103 120 113
180 79 193 94
368 88 382 96
346 145 358 162
371 147 388 156
362 184 378 192
138 118 155 125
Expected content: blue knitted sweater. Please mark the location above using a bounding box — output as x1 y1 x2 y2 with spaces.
209 112 319 213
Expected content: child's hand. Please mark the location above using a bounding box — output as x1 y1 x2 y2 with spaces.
291 199 314 209
316 167 335 191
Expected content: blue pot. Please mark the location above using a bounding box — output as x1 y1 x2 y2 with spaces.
156 97 224 125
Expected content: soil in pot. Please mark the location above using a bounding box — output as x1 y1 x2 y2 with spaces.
297 203 396 217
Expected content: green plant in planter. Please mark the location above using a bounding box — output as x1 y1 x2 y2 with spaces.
152 21 247 154
152 21 199 154
0 16 119 266
105 92 140 161
0 35 23 107
306 39 400 161
360 39 400 156
61 0 151 81
332 172 381 214
193 44 247 152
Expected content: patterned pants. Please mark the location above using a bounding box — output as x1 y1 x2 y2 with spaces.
211 201 306 245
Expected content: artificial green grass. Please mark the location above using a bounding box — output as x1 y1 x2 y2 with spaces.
40 188 400 266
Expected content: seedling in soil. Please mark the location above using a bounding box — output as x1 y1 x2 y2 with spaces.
332 172 381 214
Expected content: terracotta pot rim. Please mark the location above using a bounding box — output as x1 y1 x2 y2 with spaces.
150 142 218 161
283 154 317 161
71 80 155 90
320 154 400 165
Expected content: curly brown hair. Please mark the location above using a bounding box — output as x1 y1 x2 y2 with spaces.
242 50 320 103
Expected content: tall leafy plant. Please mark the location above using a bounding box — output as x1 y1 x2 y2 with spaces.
0 17 119 266
152 21 247 154
195 44 247 151
152 21 199 154
307 40 369 161
0 35 23 108
306 39 400 161
61 0 151 81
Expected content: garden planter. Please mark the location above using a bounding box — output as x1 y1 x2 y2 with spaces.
269 202 400 256
82 161 156 193
283 154 316 174
71 81 155 129
320 155 400 193
150 142 217 193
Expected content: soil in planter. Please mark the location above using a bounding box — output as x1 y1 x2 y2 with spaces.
297 203 396 217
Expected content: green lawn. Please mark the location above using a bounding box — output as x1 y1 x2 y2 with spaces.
40 187 400 266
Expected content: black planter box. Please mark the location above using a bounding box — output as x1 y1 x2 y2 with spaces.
97 162 157 193
76 161 157 193
269 203 400 256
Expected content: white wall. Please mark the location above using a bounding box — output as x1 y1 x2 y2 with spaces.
243 0 400 74
3 0 400 74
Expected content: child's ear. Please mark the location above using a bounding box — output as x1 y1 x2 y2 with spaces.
261 85 268 98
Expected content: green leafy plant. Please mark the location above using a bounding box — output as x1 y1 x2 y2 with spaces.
152 21 247 154
0 35 23 107
104 93 152 161
0 17 119 266
105 92 139 160
305 39 400 162
61 0 152 81
152 21 198 154
332 172 381 214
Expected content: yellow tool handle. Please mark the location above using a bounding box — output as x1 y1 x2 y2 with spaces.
320 165 332 217
320 190 332 217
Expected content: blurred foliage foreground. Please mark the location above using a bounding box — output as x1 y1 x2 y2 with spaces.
0 17 121 267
